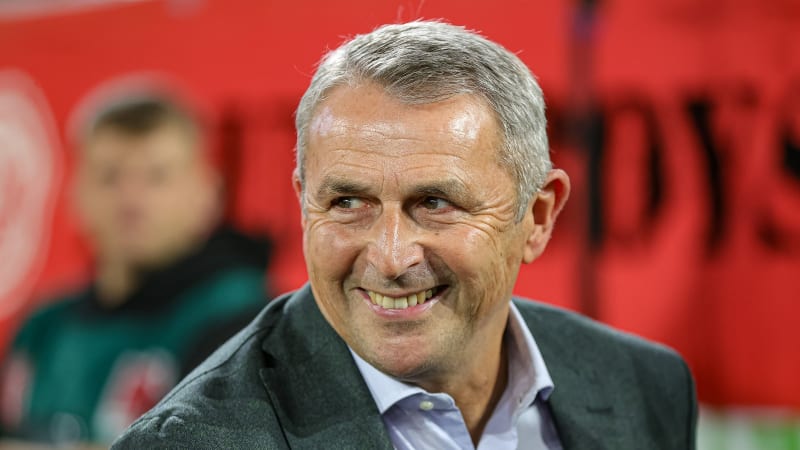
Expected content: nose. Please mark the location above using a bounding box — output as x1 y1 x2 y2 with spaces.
113 170 149 213
366 204 424 280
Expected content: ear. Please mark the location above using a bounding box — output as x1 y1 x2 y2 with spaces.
291 168 306 226
522 168 571 264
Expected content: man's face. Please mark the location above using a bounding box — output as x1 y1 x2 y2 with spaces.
76 123 216 268
297 83 540 382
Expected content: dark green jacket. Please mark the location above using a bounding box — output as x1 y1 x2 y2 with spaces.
112 284 697 449
2 228 269 444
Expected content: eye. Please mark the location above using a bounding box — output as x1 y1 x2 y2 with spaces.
332 197 366 209
420 197 452 210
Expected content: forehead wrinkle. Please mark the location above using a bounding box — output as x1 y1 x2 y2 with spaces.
324 133 478 160
317 120 486 157
356 130 483 154
314 174 374 199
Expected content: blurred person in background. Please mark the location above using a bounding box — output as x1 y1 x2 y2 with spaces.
0 93 271 445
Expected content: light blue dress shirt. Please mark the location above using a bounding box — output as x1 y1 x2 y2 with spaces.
350 303 563 450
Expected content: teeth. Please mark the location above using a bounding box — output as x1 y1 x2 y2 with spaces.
367 288 436 310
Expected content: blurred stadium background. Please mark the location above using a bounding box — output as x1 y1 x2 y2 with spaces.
0 0 798 448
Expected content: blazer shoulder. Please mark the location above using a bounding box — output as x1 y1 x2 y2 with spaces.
512 298 695 410
513 298 698 448
112 291 299 449
513 298 686 365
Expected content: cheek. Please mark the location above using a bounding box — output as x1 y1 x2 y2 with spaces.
304 221 365 341
304 220 362 280
449 227 512 273
85 194 112 223
157 179 206 220
447 227 523 298
162 179 195 207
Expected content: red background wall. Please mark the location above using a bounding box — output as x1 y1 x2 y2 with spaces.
1 0 799 409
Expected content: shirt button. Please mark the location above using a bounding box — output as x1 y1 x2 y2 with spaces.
419 400 434 411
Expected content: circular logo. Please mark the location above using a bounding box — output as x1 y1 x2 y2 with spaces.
0 70 62 320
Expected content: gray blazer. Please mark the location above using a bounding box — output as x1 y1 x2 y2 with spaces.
112 284 697 449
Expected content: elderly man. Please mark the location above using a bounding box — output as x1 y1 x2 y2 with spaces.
113 21 697 449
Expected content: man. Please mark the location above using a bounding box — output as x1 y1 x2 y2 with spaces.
113 21 697 449
0 94 270 444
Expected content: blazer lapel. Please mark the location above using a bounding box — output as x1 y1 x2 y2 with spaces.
259 285 393 450
545 357 629 449
515 299 631 449
258 291 631 449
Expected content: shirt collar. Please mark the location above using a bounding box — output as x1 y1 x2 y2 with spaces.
350 301 555 415
350 348 426 414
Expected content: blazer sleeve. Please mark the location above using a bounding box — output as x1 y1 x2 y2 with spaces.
112 413 291 450
682 357 699 450
111 415 194 449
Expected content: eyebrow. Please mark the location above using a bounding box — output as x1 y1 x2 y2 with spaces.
411 179 471 201
314 175 473 203
315 176 373 199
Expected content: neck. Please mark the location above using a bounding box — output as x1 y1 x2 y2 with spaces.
95 260 137 308
417 319 510 446
465 342 508 445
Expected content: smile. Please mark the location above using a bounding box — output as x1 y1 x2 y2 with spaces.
366 288 436 310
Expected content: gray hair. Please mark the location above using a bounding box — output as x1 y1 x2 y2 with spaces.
295 20 551 220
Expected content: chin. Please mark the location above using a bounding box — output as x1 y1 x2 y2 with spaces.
125 248 170 269
367 345 436 381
